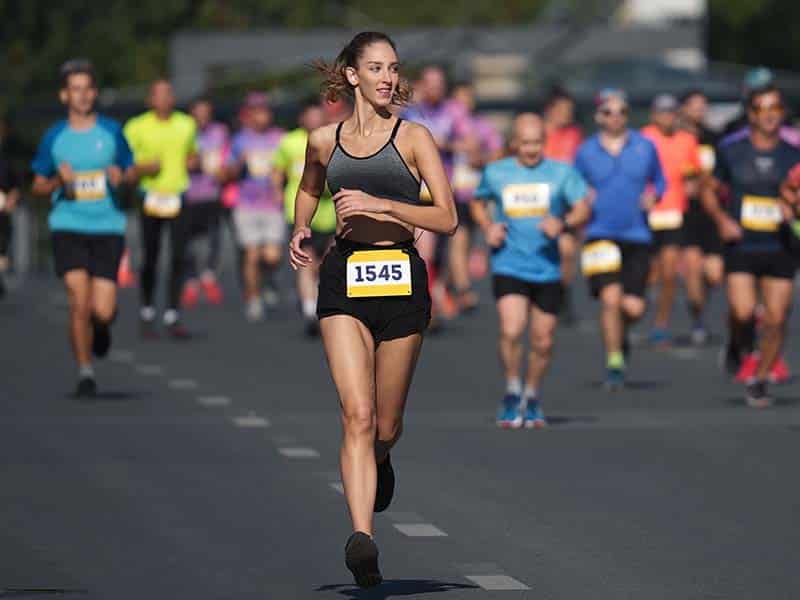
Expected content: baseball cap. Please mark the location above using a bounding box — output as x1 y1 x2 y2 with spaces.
595 88 628 108
651 93 679 113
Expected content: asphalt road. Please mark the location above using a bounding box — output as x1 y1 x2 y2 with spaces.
3 269 800 599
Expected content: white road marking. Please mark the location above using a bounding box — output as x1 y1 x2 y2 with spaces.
278 447 320 459
109 349 134 363
197 395 231 407
329 482 344 494
393 523 447 537
232 414 270 428
464 575 530 591
168 378 198 390
136 364 163 376
671 347 700 360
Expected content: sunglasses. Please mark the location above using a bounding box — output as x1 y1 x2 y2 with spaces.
599 107 628 117
750 103 784 115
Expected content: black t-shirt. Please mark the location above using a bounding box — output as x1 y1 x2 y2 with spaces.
0 155 17 192
714 137 800 251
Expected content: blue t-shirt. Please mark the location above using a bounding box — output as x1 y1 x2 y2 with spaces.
475 157 588 283
32 116 133 235
575 130 666 244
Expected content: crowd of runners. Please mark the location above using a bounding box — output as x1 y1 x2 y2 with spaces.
2 56 800 411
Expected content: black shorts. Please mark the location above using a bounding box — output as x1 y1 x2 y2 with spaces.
492 274 563 315
0 213 11 256
51 232 125 281
301 229 334 259
584 239 652 299
182 201 221 239
683 201 723 255
455 202 475 230
724 246 796 280
317 237 431 344
651 226 684 249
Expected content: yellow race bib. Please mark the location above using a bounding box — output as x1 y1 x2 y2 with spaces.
740 195 782 232
453 162 480 193
73 170 108 201
581 241 622 276
698 144 716 173
648 209 683 231
144 191 182 218
346 249 412 298
246 150 273 178
502 183 550 218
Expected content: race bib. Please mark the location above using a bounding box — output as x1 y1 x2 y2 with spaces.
698 144 716 173
346 249 412 298
502 183 550 218
144 191 182 218
202 150 223 176
246 150 273 178
581 241 622 276
73 170 108 201
453 162 480 193
740 195 782 232
648 209 683 231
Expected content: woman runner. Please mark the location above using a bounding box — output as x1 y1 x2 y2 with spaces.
289 32 456 587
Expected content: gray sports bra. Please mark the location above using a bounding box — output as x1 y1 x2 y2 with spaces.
326 118 422 206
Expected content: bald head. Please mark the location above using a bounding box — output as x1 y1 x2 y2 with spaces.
512 112 545 166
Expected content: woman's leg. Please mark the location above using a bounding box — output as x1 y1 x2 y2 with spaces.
320 315 377 535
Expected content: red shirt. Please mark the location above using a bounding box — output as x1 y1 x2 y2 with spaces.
544 125 583 163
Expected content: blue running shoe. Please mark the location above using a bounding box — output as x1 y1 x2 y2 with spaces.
523 400 547 429
604 367 625 391
649 328 671 347
496 394 522 429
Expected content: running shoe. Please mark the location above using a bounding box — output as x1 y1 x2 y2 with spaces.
74 376 97 398
200 274 223 305
374 454 395 513
604 367 625 391
344 532 382 588
649 328 671 347
745 380 773 409
180 280 200 308
262 286 280 307
117 250 137 288
523 400 547 429
690 325 709 346
496 394 522 429
245 297 264 322
734 352 759 383
768 355 791 384
91 318 111 358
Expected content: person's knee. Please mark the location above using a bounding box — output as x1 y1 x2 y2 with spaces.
600 286 622 310
377 417 403 445
342 404 376 438
531 329 555 356
91 302 116 325
729 302 754 324
70 298 91 321
622 296 646 320
762 307 788 331
264 244 282 264
499 319 525 342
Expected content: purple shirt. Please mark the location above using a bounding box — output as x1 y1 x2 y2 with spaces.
228 127 285 211
402 101 458 170
721 125 800 148
186 122 229 204
451 109 504 203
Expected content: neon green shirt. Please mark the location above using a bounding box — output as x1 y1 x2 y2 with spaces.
123 110 197 194
272 128 336 233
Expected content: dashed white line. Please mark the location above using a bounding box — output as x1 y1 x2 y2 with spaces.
278 447 320 459
393 523 447 537
109 349 134 363
168 378 198 390
232 414 270 428
136 364 164 376
464 575 530 591
197 395 232 407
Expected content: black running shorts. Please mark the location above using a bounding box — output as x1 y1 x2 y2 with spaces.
583 239 652 299
724 246 796 280
317 237 431 343
51 232 125 281
492 274 564 315
683 201 724 255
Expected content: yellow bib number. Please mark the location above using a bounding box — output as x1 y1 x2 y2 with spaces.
346 249 412 298
502 183 550 218
740 195 782 232
73 171 108 201
246 150 273 178
698 145 716 173
648 209 683 231
202 150 223 176
581 241 622 276
144 191 182 218
453 162 480 193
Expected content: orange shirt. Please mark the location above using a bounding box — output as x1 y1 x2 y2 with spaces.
641 125 701 213
544 125 583 163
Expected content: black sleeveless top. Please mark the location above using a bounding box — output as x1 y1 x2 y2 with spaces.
326 118 421 206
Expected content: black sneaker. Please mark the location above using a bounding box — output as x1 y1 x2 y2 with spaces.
344 532 382 588
91 318 111 358
374 454 395 513
745 380 773 409
74 376 97 398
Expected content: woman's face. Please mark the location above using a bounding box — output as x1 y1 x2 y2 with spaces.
348 41 399 109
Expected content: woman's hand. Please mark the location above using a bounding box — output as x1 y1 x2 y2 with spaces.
333 188 391 219
288 226 313 270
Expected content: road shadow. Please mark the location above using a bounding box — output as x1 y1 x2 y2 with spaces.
66 390 149 402
316 579 479 598
723 396 800 408
585 379 666 391
669 333 722 349
546 415 599 427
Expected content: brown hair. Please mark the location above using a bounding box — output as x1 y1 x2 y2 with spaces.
314 32 412 106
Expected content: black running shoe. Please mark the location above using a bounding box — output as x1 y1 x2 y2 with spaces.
745 380 773 409
74 376 97 398
91 318 111 358
344 532 382 588
374 454 395 513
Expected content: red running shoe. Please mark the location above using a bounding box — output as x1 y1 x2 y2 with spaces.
201 275 223 305
117 250 137 288
769 355 791 384
180 281 200 309
734 352 759 383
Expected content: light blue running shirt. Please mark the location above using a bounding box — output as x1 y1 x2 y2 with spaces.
475 157 588 283
32 116 133 234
